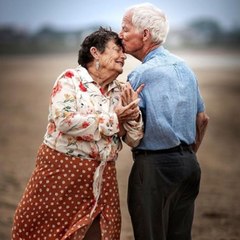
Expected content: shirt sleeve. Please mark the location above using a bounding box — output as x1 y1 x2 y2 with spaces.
197 85 205 113
49 71 119 141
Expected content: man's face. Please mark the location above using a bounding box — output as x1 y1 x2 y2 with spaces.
119 11 144 56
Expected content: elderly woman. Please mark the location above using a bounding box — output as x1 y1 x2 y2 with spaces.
12 27 143 240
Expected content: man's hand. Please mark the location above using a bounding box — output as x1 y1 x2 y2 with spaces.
121 82 144 106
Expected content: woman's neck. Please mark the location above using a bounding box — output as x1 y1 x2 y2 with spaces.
87 65 116 93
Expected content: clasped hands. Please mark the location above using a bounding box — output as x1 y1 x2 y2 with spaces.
115 82 144 122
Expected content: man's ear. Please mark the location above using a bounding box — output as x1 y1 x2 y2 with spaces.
143 29 150 41
90 47 100 60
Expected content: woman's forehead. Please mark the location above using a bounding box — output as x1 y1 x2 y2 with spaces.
105 40 121 49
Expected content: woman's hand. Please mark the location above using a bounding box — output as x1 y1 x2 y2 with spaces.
115 82 144 137
116 98 141 137
115 98 140 122
115 98 140 137
116 82 144 122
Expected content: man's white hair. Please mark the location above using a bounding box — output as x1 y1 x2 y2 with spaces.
126 2 169 45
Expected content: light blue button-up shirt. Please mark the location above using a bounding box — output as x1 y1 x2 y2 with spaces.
128 47 205 150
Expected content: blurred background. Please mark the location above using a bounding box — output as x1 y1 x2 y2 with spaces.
0 0 240 239
0 0 240 54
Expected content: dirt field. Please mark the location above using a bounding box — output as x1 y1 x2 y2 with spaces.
0 50 240 239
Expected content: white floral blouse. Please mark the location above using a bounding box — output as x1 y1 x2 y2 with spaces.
43 65 143 162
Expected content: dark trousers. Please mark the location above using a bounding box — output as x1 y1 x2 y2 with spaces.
128 148 201 240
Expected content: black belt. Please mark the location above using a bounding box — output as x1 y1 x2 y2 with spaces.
133 143 193 156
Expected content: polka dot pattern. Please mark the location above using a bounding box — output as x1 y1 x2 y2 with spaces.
12 144 121 239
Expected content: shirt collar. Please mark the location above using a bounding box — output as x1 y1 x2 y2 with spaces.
76 65 94 83
142 46 165 63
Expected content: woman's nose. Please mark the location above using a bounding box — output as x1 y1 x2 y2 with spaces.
121 52 127 60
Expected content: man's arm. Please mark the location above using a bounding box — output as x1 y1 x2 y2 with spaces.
192 112 209 153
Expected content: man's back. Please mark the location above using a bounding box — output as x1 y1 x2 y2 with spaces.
128 47 205 150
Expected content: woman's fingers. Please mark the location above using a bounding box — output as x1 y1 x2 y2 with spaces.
127 98 140 109
118 99 140 121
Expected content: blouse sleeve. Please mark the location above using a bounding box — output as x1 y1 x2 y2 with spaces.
122 112 144 147
49 70 120 141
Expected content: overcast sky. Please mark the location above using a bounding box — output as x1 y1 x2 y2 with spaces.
0 0 239 32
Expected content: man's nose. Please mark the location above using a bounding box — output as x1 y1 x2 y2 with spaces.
118 31 123 39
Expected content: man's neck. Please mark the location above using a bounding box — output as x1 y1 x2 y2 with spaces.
134 43 160 62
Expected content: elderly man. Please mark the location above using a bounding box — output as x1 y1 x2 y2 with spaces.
119 3 209 240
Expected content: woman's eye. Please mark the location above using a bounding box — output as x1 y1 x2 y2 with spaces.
113 47 121 53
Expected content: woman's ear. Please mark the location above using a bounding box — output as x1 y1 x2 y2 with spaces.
90 46 100 60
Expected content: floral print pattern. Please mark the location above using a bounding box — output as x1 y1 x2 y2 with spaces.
44 65 143 162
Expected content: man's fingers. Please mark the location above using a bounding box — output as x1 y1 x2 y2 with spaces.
136 84 144 94
123 86 132 103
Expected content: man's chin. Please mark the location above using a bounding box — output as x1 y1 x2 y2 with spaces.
122 45 130 54
123 48 130 54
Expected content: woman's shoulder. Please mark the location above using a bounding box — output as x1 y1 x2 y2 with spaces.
56 65 93 83
56 67 79 80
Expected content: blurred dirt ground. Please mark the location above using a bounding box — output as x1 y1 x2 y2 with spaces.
0 50 240 240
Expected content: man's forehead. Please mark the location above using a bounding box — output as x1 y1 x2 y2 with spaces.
122 13 132 25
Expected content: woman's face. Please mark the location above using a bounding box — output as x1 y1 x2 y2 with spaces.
99 40 126 75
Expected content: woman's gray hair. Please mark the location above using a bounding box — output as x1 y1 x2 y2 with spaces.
127 2 169 45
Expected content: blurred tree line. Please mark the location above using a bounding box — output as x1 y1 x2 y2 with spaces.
166 18 240 49
0 18 240 55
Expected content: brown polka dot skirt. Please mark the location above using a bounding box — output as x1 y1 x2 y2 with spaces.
12 144 121 240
